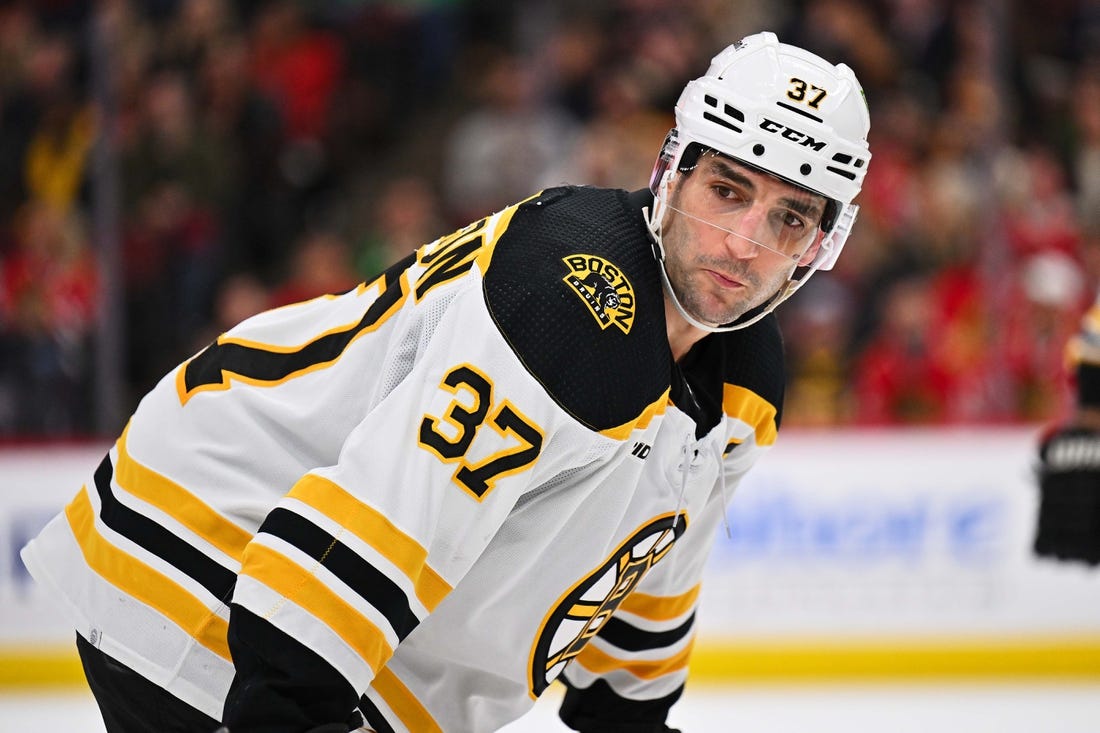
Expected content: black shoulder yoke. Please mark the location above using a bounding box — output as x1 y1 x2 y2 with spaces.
483 186 671 433
673 314 786 439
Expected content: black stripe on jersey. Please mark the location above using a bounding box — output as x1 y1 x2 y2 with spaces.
259 508 419 640
180 253 412 398
358 694 397 733
595 612 695 653
92 455 236 600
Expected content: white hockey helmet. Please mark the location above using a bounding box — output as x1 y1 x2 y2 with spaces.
646 32 872 331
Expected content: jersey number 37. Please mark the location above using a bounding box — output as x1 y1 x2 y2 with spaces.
418 363 544 501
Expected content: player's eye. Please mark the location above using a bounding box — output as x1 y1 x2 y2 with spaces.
779 210 807 231
710 183 747 204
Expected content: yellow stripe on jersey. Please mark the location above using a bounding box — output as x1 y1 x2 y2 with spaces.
287 474 452 611
372 667 444 733
617 584 700 622
722 384 778 447
115 426 252 562
239 542 393 672
574 637 695 680
599 389 670 441
65 487 232 660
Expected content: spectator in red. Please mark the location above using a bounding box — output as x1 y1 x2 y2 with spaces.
248 0 344 144
1001 145 1082 259
1000 251 1089 421
0 201 98 434
270 230 360 308
853 274 955 424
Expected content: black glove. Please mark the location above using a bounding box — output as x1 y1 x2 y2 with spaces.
1035 425 1100 566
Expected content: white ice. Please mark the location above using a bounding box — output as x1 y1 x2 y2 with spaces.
3 682 1098 732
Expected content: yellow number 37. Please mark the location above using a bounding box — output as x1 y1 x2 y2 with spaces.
418 364 544 500
787 77 827 110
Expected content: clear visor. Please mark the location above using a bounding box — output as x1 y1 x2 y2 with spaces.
665 152 826 262
663 202 813 263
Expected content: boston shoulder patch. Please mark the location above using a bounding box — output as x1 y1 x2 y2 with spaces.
482 186 669 432
562 254 635 335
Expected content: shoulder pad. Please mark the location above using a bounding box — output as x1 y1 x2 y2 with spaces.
483 187 670 433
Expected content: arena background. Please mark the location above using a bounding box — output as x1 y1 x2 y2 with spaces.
1 0 1098 730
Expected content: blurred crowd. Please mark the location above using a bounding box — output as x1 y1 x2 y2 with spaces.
0 0 1097 437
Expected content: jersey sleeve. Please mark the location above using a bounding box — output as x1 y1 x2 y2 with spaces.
223 298 601 728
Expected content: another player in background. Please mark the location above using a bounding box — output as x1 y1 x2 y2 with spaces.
1035 291 1100 566
21 33 871 733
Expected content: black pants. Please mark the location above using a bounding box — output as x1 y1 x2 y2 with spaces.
76 634 223 733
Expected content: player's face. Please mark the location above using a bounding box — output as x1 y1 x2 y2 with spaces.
661 153 825 327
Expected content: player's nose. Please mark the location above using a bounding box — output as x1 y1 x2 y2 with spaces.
722 207 766 260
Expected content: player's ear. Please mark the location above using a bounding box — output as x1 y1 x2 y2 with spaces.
664 170 681 196
798 230 826 267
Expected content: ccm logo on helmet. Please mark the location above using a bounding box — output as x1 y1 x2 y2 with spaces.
759 118 827 152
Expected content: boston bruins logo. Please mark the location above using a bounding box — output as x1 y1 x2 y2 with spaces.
527 512 687 696
562 254 635 334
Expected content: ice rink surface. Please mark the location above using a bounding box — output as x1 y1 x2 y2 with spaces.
3 682 1099 732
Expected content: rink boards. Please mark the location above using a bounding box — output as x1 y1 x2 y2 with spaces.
2 427 1098 688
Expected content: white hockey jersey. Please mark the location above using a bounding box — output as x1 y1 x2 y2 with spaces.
21 186 784 732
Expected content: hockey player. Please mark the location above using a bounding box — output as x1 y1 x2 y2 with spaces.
22 32 871 732
1035 291 1100 567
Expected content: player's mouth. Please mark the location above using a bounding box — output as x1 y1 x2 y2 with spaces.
705 268 745 289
